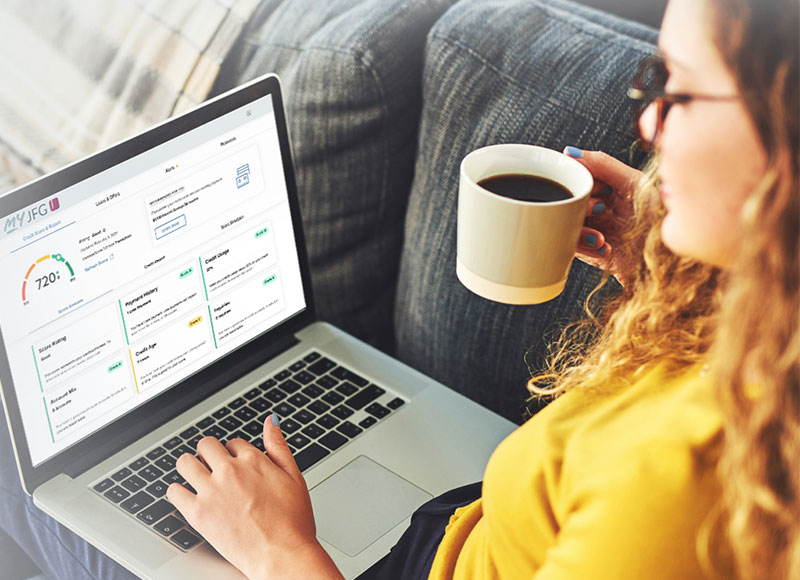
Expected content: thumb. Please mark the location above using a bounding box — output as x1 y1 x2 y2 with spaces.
563 146 642 195
262 414 302 480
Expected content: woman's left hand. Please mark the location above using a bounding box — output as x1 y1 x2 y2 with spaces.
167 415 343 580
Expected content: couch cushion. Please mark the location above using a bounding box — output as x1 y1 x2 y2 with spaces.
215 0 457 350
0 0 259 190
395 0 657 422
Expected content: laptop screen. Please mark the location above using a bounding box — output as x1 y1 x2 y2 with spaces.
0 94 306 467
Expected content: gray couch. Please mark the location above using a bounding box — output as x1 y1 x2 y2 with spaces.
208 0 657 422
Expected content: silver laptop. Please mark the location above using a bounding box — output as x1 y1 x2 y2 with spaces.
0 74 515 579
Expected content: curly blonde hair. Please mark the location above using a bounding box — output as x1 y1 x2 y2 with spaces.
527 0 799 577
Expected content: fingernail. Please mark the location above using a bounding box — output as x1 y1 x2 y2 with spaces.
597 246 607 256
599 185 613 196
592 202 606 215
585 233 598 248
271 414 280 427
564 146 583 158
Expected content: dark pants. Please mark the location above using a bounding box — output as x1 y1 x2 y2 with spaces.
356 482 482 580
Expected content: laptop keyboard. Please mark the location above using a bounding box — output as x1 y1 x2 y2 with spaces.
90 350 406 551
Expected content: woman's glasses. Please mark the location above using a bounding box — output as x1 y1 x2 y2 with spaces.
627 55 739 150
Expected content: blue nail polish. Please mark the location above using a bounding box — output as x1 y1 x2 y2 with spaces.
597 246 607 256
564 146 583 158
599 185 613 196
585 233 598 248
592 202 606 215
271 414 280 427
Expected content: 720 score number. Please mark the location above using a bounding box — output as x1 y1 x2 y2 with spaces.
35 271 60 289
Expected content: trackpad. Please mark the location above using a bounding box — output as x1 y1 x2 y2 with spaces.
309 455 432 557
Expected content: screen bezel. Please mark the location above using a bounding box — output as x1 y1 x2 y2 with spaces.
0 74 316 494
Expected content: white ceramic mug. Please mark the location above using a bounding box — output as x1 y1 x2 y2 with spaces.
456 144 593 304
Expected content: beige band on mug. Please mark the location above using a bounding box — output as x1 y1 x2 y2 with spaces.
456 258 569 305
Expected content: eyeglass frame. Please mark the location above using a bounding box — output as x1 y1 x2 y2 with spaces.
627 55 739 150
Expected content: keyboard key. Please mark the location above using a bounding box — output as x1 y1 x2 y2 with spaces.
307 400 331 415
288 393 310 408
121 490 154 514
139 465 164 482
316 375 339 389
122 475 146 492
104 486 130 503
331 405 354 420
278 417 301 435
359 416 378 429
212 407 231 420
202 425 226 440
154 514 184 536
93 478 114 493
344 370 369 387
366 403 391 419
301 424 325 439
302 384 324 399
307 358 336 375
111 467 132 482
345 384 386 410
243 421 263 437
336 421 363 439
146 481 169 498
330 367 350 382
251 438 266 452
250 397 270 412
275 369 291 381
186 435 203 450
294 371 315 385
293 409 316 424
234 407 257 422
287 433 311 449
163 470 185 485
264 388 287 403
128 457 149 471
137 499 174 525
319 431 348 451
229 397 246 409
196 416 215 430
145 447 166 461
155 455 177 472
171 529 202 550
316 414 340 430
244 387 261 400
164 437 182 450
387 397 406 410
294 443 330 472
322 391 344 405
278 379 301 394
226 431 250 443
289 361 306 372
170 444 193 459
335 382 358 397
260 378 277 390
179 426 199 440
303 351 321 363
219 416 243 432
273 402 297 417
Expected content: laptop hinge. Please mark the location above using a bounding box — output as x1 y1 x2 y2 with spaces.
63 332 300 479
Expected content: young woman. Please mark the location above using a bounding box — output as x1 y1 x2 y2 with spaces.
166 0 798 577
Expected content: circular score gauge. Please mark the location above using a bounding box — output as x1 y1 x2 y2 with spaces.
21 253 77 306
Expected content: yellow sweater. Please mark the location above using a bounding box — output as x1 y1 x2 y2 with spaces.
429 363 723 579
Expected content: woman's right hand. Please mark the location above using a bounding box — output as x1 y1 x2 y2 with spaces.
563 146 644 279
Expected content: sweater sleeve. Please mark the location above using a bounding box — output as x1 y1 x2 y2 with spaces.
532 441 719 580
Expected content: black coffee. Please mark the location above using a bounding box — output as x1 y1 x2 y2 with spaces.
477 173 573 203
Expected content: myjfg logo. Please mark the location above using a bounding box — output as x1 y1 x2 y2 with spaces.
4 197 60 234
